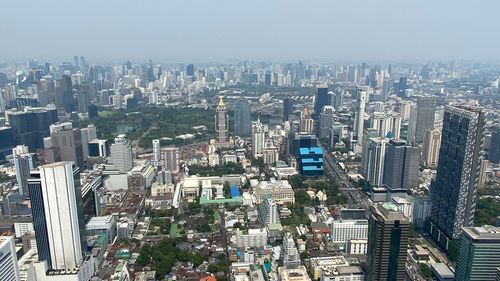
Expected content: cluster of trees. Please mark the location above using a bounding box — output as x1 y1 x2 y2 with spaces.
148 218 172 235
76 106 215 148
475 197 500 226
136 237 206 280
281 206 310 226
188 163 244 177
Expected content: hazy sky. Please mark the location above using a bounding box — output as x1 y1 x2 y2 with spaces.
1 0 500 63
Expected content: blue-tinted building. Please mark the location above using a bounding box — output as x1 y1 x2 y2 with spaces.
299 147 324 176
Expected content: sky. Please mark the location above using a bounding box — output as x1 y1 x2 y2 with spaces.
1 0 500 63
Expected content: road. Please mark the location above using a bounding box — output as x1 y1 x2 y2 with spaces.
219 208 230 280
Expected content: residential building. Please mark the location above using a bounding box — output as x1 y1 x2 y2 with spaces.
234 228 268 248
353 86 368 147
252 119 265 157
234 99 251 136
278 266 311 281
152 139 161 166
360 137 387 186
422 128 441 167
415 96 436 143
330 209 368 244
319 106 334 138
383 139 420 189
300 108 314 134
282 232 300 269
12 145 36 195
110 134 133 173
261 195 280 225
161 146 179 173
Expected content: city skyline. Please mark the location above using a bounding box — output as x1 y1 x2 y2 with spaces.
1 1 500 63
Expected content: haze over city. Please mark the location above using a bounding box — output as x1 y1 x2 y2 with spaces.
2 0 500 62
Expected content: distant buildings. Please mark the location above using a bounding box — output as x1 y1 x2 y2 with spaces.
234 99 251 136
110 134 133 173
454 226 500 281
353 86 368 149
283 98 294 122
366 203 409 281
7 107 58 151
415 96 436 143
430 106 485 241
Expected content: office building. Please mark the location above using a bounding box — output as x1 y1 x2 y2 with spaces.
28 162 84 271
361 137 387 186
12 145 36 195
0 127 15 158
283 98 293 122
55 75 73 112
333 91 343 108
186 64 195 76
370 112 401 140
234 99 251 136
421 128 441 167
0 235 20 281
455 226 500 281
152 139 161 166
50 127 84 169
319 106 335 138
300 108 314 134
366 203 410 281
299 147 324 176
254 179 295 205
488 126 500 164
383 140 420 189
234 228 268 248
415 96 436 143
282 232 300 269
313 85 328 119
261 195 280 225
7 107 58 151
354 86 368 147
110 134 133 173
80 124 97 160
88 139 108 157
251 119 265 158
215 97 228 143
287 133 318 157
161 146 179 173
406 104 418 142
430 106 485 241
330 209 368 244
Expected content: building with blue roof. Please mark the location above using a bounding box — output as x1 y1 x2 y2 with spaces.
230 186 241 198
299 147 324 176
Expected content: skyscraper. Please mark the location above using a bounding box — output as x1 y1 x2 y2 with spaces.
282 232 300 269
55 74 73 113
110 134 133 173
251 119 265 158
430 106 485 241
215 97 228 143
354 86 368 147
366 203 410 281
7 107 58 151
299 108 314 134
360 136 387 187
383 140 420 189
50 127 84 169
261 195 280 225
234 99 251 136
152 139 161 166
455 226 500 281
12 145 36 195
415 96 436 143
28 162 84 271
0 235 20 281
313 85 328 119
488 126 500 164
421 128 441 167
319 105 334 138
406 104 418 142
282 98 293 122
186 64 195 76
370 112 401 140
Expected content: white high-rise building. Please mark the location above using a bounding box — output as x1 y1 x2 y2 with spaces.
110 134 133 173
36 162 83 271
0 235 20 281
407 104 418 142
370 112 401 139
261 195 280 225
252 119 265 158
422 128 441 167
282 232 300 269
360 137 387 186
354 86 368 146
161 147 179 173
152 139 161 166
330 210 368 244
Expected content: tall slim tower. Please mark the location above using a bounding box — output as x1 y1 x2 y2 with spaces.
354 86 368 146
415 96 436 143
12 145 36 195
110 134 133 173
421 128 441 167
282 98 294 122
406 104 418 142
152 139 161 166
234 99 251 136
313 85 328 119
252 119 265 158
28 162 84 271
366 203 410 281
215 97 228 143
319 106 335 139
430 106 485 241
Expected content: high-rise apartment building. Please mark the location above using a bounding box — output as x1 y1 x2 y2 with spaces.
421 128 441 167
430 106 485 241
261 195 280 225
283 98 294 122
370 112 401 140
313 85 328 119
252 119 265 158
28 162 84 271
319 106 335 138
383 140 420 189
110 134 133 173
366 203 410 281
406 104 418 142
415 96 436 143
215 97 228 143
282 232 300 269
0 235 20 281
12 145 36 195
300 108 314 134
361 137 387 187
234 98 251 136
455 226 500 281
